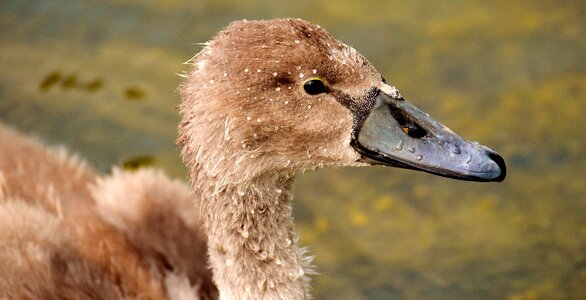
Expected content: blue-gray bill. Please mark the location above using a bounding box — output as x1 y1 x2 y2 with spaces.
353 90 506 182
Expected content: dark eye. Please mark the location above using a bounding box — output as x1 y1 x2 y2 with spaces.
303 78 327 95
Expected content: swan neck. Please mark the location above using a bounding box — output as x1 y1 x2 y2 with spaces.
196 173 312 300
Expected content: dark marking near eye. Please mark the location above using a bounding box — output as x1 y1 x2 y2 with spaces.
122 155 156 170
275 75 296 86
333 87 378 132
124 86 146 101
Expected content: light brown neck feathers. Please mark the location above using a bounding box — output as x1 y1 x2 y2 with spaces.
195 172 312 299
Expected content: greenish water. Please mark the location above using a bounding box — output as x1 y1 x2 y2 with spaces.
1 0 584 299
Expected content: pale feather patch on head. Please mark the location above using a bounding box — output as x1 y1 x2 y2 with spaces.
328 42 363 69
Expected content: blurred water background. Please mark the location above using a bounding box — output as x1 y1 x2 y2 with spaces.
1 0 584 299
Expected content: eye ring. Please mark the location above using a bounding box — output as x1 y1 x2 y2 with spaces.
302 78 328 95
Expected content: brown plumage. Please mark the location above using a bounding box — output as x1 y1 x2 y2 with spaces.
0 125 217 299
0 18 505 299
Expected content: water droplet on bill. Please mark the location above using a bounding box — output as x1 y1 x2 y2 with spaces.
394 139 403 151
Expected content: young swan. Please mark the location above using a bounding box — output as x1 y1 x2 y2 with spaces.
178 18 505 299
0 18 505 300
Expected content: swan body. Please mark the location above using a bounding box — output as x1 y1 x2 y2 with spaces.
0 125 217 299
0 18 505 299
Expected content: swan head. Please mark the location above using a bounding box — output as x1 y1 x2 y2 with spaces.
179 18 505 182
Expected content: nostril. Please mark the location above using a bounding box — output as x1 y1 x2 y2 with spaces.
387 105 427 139
487 150 507 182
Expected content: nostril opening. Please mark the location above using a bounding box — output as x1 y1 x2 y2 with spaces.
487 151 507 182
387 105 427 139
402 122 427 138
